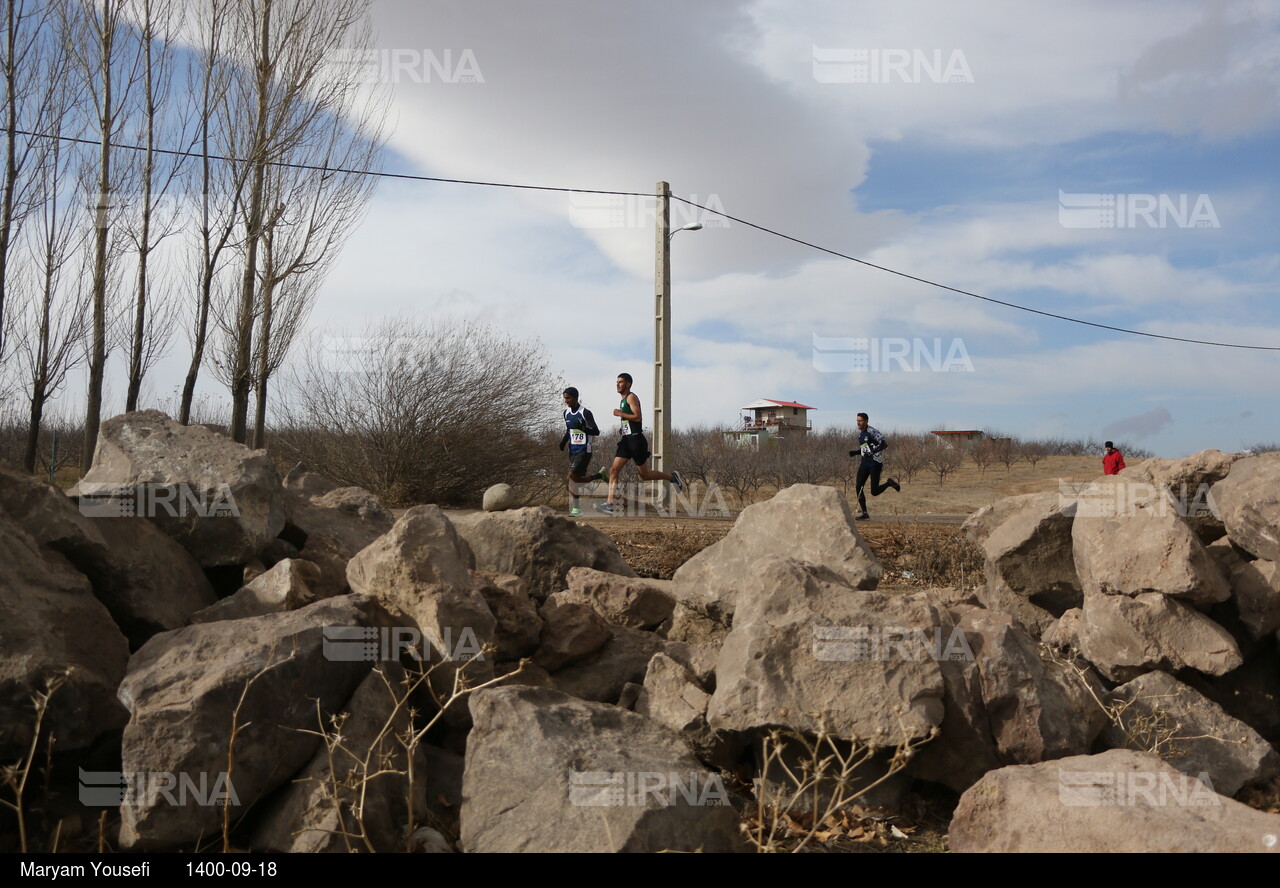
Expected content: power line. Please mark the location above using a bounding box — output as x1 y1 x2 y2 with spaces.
11 126 1279 352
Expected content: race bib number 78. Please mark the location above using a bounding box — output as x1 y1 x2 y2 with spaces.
570 430 587 446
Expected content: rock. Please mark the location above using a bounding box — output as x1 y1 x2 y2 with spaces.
460 686 746 852
257 537 301 569
346 506 497 703
298 529 357 600
0 466 217 648
189 559 320 624
661 642 719 690
492 661 557 690
534 604 611 672
408 827 453 853
449 506 636 601
1043 608 1084 653
283 463 337 498
1077 591 1243 682
252 663 424 853
75 410 287 566
550 625 666 704
1226 558 1280 640
117 594 392 849
1192 640 1280 744
962 491 1081 636
482 483 514 512
0 517 129 760
707 557 944 743
673 485 882 623
1212 453 1280 562
950 749 1280 852
284 485 394 555
473 571 542 661
908 604 1105 793
550 567 676 630
1072 484 1229 607
663 602 730 646
1099 671 1279 797
636 653 739 769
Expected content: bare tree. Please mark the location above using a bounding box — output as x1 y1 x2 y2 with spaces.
0 0 71 370
925 436 963 486
17 96 90 472
220 0 383 444
273 316 559 506
967 437 996 478
119 0 190 411
889 431 929 483
68 0 144 469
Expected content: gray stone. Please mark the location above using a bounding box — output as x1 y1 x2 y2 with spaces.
117 594 392 849
75 411 287 566
534 603 611 672
550 625 666 704
1212 453 1280 562
1227 558 1280 640
550 567 676 630
1099 670 1279 796
482 483 515 512
473 571 542 661
707 556 944 744
673 484 882 623
1078 590 1242 682
460 686 746 853
450 506 636 601
950 749 1280 852
190 558 320 624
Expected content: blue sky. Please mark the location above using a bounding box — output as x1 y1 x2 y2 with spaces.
53 0 1278 458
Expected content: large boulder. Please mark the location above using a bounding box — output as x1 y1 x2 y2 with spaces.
1212 453 1280 562
251 663 425 853
707 556 944 743
75 410 287 566
1077 591 1242 682
0 466 216 647
636 652 739 769
549 625 666 704
116 594 392 849
950 749 1280 852
346 506 497 701
449 506 636 601
282 484 394 556
473 571 542 661
673 485 882 624
1226 557 1280 641
549 568 676 630
0 517 129 760
1099 671 1279 797
534 603 611 672
482 483 514 512
1072 484 1229 607
460 686 746 853
962 491 1080 636
189 559 320 624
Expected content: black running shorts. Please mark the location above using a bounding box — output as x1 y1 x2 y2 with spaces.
569 452 592 477
615 433 651 465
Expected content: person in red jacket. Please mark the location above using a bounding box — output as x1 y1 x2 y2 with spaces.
1103 441 1126 475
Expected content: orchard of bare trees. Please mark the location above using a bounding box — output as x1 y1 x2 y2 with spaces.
0 0 387 474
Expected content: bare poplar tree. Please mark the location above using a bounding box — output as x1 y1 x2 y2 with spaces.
0 0 67 372
220 0 382 444
68 0 144 469
178 0 240 425
120 0 190 411
18 117 90 472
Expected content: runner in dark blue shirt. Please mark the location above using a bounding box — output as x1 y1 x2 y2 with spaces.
848 412 901 520
560 387 605 516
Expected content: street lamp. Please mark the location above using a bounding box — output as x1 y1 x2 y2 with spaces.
653 182 701 508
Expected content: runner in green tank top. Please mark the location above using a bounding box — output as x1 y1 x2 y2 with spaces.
595 372 683 515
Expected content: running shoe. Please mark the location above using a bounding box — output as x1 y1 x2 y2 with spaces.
855 512 870 520
888 477 901 492
569 507 582 517
596 468 609 482
671 471 683 494
594 502 617 515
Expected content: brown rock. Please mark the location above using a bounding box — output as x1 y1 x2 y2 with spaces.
1078 590 1242 682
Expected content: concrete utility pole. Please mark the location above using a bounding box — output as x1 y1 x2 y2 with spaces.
653 181 672 503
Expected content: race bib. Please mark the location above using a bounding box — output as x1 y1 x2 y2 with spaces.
570 430 587 446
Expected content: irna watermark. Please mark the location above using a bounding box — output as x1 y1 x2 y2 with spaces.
78 482 239 519
812 334 974 373
568 770 729 807
1058 190 1220 229
321 625 484 663
567 193 728 231
1060 480 1220 519
325 48 483 84
1057 768 1219 807
812 47 974 84
78 768 239 808
572 480 730 518
812 625 975 662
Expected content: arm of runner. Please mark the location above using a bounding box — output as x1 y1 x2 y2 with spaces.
559 430 568 450
582 408 601 437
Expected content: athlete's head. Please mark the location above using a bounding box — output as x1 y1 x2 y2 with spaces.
563 386 580 408
856 412 869 431
616 373 632 393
